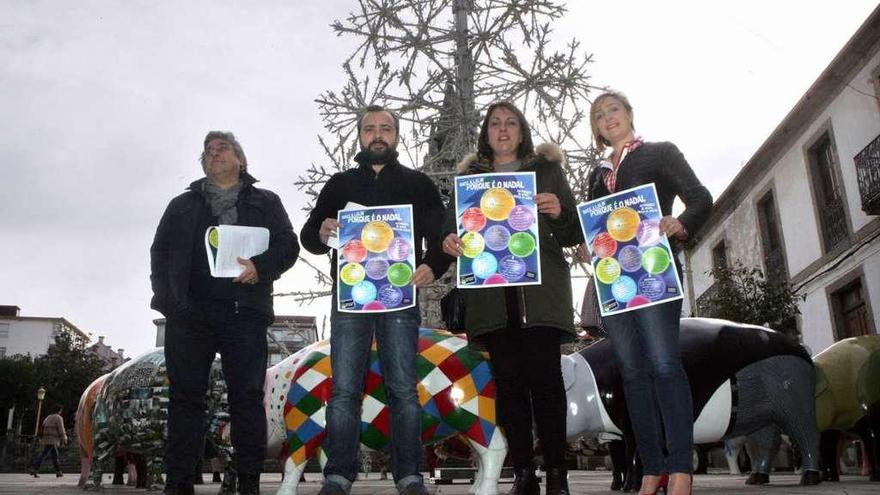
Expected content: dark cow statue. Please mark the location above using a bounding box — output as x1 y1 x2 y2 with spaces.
563 317 822 489
704 334 880 484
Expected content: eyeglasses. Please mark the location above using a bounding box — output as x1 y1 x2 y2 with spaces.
205 143 233 154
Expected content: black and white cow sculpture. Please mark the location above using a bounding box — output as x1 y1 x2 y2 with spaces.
562 317 822 488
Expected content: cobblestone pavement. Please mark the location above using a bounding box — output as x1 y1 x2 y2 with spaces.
0 471 876 494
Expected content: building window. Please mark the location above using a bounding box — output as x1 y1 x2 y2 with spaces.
807 132 849 252
872 65 880 113
711 239 728 272
0 347 5 358
0 323 9 339
831 279 873 340
756 191 788 284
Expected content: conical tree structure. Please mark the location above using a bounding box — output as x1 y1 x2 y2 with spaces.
289 0 602 326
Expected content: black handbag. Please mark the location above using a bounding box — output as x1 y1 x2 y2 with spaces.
580 276 606 337
440 288 466 331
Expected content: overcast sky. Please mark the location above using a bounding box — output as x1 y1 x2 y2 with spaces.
2 0 877 358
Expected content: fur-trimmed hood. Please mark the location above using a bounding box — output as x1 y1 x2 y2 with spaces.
455 142 565 174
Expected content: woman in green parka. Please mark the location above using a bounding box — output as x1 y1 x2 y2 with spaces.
441 101 582 495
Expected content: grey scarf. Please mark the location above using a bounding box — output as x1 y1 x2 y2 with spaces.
203 181 242 224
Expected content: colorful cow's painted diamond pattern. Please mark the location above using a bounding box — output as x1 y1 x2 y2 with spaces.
282 329 497 464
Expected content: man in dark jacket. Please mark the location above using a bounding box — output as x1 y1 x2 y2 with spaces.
150 131 298 495
300 106 450 495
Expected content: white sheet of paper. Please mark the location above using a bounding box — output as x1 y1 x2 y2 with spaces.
326 201 366 249
204 225 270 278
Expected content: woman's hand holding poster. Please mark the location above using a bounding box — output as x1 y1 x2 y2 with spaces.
454 172 541 288
577 183 683 316
337 204 416 313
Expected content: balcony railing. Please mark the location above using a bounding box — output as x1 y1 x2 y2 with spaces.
819 195 849 252
854 134 880 215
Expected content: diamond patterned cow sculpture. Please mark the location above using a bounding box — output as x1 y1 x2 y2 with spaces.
265 328 508 495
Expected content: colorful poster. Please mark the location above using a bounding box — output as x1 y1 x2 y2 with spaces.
454 172 541 288
577 183 683 316
337 204 416 313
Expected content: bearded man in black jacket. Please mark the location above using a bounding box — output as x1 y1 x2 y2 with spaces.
301 106 451 495
150 131 299 495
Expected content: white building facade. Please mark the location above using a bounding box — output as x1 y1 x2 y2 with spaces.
685 8 880 355
0 305 91 357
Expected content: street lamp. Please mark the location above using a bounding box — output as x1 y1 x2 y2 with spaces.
33 386 46 438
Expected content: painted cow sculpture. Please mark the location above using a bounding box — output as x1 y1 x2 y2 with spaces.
77 348 231 491
75 373 110 487
562 317 823 488
76 372 152 489
718 334 880 483
264 328 508 495
815 334 880 481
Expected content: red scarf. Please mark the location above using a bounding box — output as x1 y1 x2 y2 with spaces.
602 137 643 193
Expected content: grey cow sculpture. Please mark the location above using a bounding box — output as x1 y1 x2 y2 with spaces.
562 317 822 488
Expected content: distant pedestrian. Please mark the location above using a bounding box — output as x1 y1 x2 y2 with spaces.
29 406 67 477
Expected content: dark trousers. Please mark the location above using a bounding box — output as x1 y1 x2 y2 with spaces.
164 300 269 487
31 445 60 472
484 326 566 470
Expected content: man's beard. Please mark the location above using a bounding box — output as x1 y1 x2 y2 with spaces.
360 140 397 164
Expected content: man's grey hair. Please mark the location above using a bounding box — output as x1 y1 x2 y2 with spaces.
200 131 248 174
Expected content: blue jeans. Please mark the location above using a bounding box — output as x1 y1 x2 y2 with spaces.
323 306 423 492
31 445 60 473
603 300 693 475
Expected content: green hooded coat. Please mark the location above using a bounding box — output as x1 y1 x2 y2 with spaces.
443 143 583 349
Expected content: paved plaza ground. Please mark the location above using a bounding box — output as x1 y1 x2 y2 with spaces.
0 472 877 494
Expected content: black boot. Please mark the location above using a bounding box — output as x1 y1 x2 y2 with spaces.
508 467 539 495
236 472 260 495
162 486 194 495
546 468 571 495
220 469 238 495
746 472 769 485
800 470 822 486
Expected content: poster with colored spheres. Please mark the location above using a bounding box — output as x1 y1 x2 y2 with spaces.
454 172 541 288
577 183 683 316
337 204 417 313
